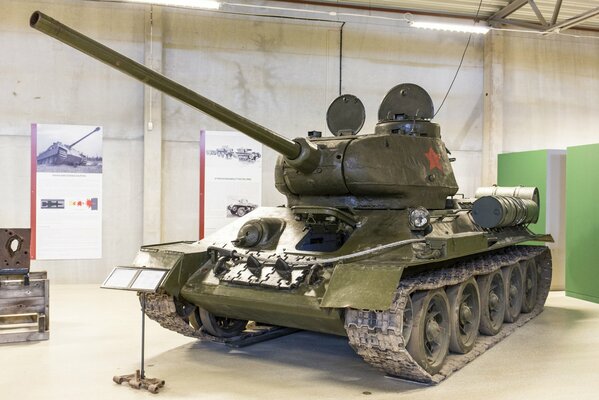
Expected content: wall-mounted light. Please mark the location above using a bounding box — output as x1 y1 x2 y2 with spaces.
410 21 490 34
123 0 221 10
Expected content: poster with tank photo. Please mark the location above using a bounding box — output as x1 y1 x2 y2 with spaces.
200 131 262 238
31 123 103 260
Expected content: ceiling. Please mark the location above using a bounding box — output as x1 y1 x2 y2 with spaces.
277 0 599 31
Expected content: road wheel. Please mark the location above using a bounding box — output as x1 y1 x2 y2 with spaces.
478 270 505 335
447 278 481 354
406 289 450 374
520 258 538 313
236 207 247 217
503 263 524 323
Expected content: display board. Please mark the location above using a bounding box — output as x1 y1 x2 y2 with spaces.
31 123 103 260
498 149 566 290
565 143 599 303
199 130 262 238
102 267 168 292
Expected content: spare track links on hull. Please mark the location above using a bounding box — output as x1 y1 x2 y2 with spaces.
345 245 552 384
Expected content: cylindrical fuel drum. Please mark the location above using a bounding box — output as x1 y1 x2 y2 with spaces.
475 186 539 205
471 196 539 229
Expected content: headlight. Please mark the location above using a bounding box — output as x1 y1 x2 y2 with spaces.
409 207 430 231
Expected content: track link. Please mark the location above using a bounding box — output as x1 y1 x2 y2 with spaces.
345 245 552 384
142 292 209 339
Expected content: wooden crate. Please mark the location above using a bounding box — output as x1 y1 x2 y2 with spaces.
0 271 49 343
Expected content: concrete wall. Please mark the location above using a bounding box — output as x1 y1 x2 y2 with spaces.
2 0 596 284
159 9 485 243
483 30 599 290
1 1 145 283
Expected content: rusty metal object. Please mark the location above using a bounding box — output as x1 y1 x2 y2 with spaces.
113 370 165 394
0 229 31 275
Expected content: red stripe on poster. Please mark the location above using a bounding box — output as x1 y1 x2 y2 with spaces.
199 130 206 240
30 123 37 260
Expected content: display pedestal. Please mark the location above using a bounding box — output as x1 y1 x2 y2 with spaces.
112 294 165 393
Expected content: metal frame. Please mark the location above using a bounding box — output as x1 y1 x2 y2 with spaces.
488 0 599 33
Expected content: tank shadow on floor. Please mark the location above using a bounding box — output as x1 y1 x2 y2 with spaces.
176 331 424 394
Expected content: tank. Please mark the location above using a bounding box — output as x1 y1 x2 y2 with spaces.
227 199 258 217
234 147 261 162
214 145 234 159
31 11 553 384
37 127 100 166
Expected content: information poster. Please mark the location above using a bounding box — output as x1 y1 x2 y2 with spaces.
200 130 262 238
31 123 103 260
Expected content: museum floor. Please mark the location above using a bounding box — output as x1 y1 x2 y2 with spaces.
2 286 598 400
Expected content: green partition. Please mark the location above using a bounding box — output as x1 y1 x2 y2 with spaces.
497 150 547 237
566 143 599 303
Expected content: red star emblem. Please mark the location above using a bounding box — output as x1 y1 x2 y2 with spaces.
425 147 443 171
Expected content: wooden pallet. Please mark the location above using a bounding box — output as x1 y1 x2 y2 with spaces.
0 271 49 343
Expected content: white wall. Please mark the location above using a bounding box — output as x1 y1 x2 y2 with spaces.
159 9 485 245
1 1 145 283
491 30 599 290
3 0 596 284
502 31 599 152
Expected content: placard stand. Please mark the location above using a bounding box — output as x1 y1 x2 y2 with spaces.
102 267 169 394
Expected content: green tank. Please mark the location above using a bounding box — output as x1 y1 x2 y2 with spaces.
31 11 552 384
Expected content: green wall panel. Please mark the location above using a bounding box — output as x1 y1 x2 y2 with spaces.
566 143 599 303
498 150 547 236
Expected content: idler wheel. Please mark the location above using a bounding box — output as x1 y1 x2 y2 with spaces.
199 308 248 338
406 289 450 374
502 263 524 323
189 307 203 330
477 270 505 336
520 259 538 313
173 298 203 332
447 278 481 354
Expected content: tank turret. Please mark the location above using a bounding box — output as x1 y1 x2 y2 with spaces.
30 11 456 209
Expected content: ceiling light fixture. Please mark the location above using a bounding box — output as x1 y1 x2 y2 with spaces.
410 21 490 34
124 0 221 10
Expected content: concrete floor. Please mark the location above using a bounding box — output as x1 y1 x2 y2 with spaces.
2 286 599 400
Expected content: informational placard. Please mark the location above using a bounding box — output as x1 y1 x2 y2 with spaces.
101 267 168 292
31 123 103 260
200 130 262 238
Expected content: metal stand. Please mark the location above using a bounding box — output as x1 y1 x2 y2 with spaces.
113 293 165 394
223 326 299 348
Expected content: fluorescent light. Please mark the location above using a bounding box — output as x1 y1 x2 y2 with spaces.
410 21 490 34
124 0 221 10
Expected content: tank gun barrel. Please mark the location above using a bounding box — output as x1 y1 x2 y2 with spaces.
69 126 100 148
29 11 319 168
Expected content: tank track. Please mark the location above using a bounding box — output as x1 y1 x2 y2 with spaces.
142 292 210 340
141 293 287 344
345 245 552 384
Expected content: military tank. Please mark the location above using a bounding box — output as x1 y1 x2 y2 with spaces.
227 199 258 217
234 147 261 162
37 126 100 166
215 145 234 159
31 11 552 384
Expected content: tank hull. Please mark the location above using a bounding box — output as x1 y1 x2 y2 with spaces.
137 206 545 337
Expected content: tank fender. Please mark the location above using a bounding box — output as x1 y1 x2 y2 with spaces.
320 263 404 310
132 243 210 297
